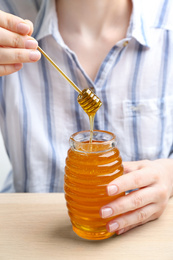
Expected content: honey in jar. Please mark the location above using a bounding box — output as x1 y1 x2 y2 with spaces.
64 130 124 240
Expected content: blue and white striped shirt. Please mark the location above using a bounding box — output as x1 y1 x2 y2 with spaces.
0 0 173 192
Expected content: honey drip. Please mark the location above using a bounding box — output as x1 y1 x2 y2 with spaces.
77 88 102 144
89 115 94 143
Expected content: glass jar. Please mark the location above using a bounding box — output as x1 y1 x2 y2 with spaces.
64 130 124 240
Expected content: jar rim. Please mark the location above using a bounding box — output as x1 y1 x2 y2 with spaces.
70 130 117 153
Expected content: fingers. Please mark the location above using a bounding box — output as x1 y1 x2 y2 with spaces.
0 27 38 49
0 64 23 76
24 19 33 36
123 161 141 173
0 10 39 76
0 10 33 35
101 159 171 235
106 204 157 233
100 187 157 218
0 48 41 64
0 47 40 76
107 167 157 196
116 218 153 235
123 160 150 173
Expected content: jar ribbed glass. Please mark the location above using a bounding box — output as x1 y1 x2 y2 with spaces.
64 130 124 240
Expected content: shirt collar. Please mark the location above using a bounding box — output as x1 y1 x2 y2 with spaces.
33 0 65 47
127 0 151 48
33 0 151 48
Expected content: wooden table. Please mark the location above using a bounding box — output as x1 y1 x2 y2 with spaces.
0 194 172 260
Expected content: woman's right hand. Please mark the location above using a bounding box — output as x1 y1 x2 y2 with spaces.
0 10 41 76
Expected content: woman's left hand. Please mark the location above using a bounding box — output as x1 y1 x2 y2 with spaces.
100 159 173 235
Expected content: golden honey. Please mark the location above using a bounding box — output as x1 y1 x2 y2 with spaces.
77 88 102 143
64 130 124 240
77 88 102 116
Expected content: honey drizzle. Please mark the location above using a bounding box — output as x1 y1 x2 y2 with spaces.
77 89 102 146
89 114 95 143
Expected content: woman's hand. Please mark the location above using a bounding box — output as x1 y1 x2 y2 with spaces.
100 159 173 235
0 10 41 76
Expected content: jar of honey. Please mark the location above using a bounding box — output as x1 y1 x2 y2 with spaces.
64 130 124 240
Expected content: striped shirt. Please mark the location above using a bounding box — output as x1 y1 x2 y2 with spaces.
0 0 173 192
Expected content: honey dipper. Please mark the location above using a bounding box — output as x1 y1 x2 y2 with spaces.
37 46 102 116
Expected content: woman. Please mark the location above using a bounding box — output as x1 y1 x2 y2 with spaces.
0 0 173 235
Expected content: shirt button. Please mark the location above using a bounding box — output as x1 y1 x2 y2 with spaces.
123 41 129 47
131 105 141 112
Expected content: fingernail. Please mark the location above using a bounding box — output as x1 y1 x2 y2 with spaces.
107 185 118 196
25 39 38 49
17 23 30 34
29 50 41 61
101 207 113 218
109 222 119 233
